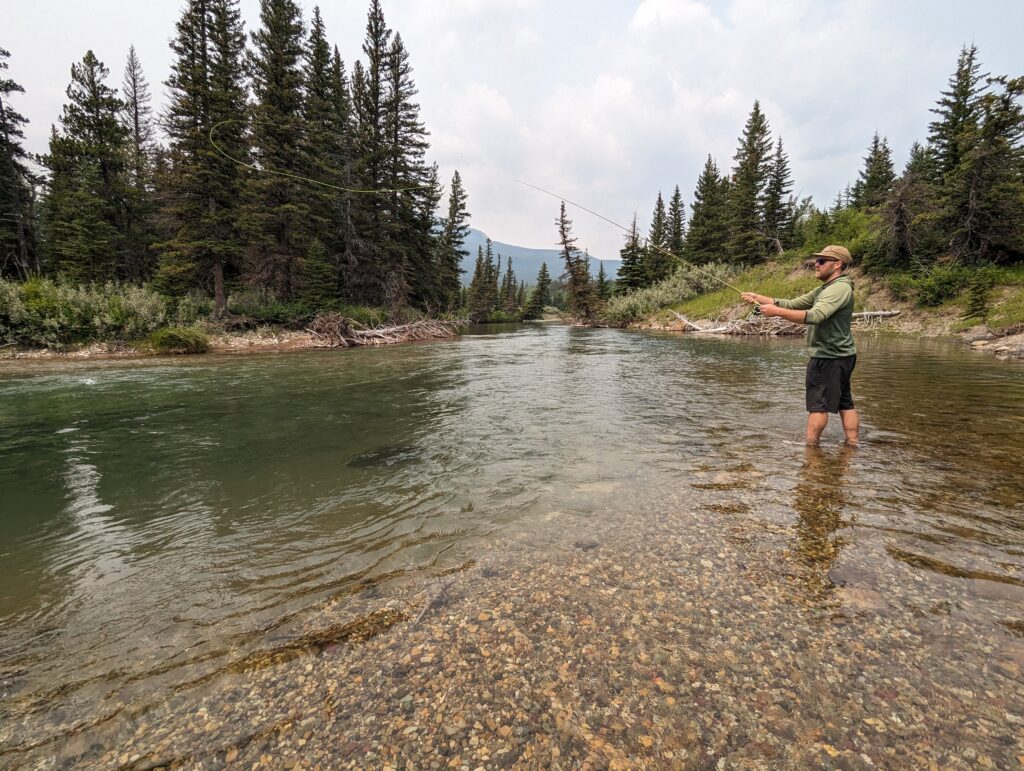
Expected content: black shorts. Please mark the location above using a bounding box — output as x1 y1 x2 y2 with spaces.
806 355 856 413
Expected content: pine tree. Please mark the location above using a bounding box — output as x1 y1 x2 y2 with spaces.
852 132 895 209
43 50 131 283
557 201 598 320
928 44 988 182
241 0 308 298
119 46 157 280
515 280 526 311
385 32 433 309
299 236 336 309
684 155 730 264
762 136 793 253
521 261 551 320
727 100 772 264
159 0 249 315
435 169 470 310
465 244 487 320
0 47 37 278
943 76 1024 263
645 191 670 283
596 262 611 299
348 0 392 305
667 185 685 257
616 212 646 291
302 7 343 262
500 256 517 313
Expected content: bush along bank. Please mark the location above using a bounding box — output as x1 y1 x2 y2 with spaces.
0 278 409 357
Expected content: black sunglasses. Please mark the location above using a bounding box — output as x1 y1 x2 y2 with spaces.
814 257 839 266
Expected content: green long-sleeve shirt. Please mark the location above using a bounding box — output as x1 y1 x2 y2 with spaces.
775 275 856 358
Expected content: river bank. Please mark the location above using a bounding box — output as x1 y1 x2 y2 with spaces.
635 264 1024 360
0 321 469 362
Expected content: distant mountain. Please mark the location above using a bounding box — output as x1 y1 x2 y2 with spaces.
459 228 620 286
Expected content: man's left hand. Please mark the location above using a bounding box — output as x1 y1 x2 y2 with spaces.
758 303 779 317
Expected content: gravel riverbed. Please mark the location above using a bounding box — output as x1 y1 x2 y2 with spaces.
22 481 1023 770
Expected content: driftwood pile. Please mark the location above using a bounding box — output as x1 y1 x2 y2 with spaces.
670 309 900 336
307 313 465 348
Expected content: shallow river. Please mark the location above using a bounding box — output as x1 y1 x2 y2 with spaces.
1 324 1023 766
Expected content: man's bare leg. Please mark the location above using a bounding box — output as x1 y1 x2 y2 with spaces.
806 412 828 446
840 408 859 446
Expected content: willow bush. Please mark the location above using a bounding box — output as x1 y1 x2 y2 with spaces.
602 263 733 324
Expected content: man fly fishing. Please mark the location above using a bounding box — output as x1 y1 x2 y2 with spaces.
741 245 859 447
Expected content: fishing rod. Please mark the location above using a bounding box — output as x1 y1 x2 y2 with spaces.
515 179 746 296
208 119 423 195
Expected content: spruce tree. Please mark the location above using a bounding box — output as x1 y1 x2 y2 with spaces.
500 256 517 313
928 44 987 182
435 169 470 310
159 0 249 315
302 7 343 261
0 47 37 278
385 32 433 309
557 201 598 320
616 212 646 291
119 46 157 280
43 50 131 283
465 244 487 320
852 132 895 209
943 76 1024 264
727 100 772 264
596 262 611 299
667 185 685 257
762 136 793 253
242 0 308 298
299 236 336 309
684 155 730 264
521 261 551 320
349 0 392 305
645 191 669 283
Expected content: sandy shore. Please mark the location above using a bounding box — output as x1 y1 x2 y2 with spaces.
11 482 1022 769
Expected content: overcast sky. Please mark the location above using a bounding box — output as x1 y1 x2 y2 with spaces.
5 0 1023 259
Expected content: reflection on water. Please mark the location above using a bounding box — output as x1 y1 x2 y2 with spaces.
1 325 1023 758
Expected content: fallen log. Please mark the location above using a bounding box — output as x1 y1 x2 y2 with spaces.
308 314 466 348
851 309 901 317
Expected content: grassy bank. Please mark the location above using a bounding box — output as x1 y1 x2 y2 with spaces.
634 256 1024 336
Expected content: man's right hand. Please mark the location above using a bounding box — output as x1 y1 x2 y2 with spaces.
741 292 773 305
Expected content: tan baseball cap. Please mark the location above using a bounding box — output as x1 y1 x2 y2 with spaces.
813 244 852 264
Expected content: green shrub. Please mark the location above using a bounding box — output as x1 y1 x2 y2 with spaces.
602 263 733 323
914 265 972 307
148 326 210 354
173 290 214 325
0 278 167 348
227 287 305 323
886 273 918 301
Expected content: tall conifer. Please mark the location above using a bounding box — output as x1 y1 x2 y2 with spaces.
242 0 308 298
0 47 37 278
159 0 249 314
645 191 670 283
43 51 131 282
616 213 646 291
435 169 470 311
762 136 793 253
684 155 730 264
727 100 772 264
667 185 685 257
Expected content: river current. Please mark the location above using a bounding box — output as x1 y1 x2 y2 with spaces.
1 324 1022 763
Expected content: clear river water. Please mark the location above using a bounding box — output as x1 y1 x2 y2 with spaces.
1 324 1023 766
